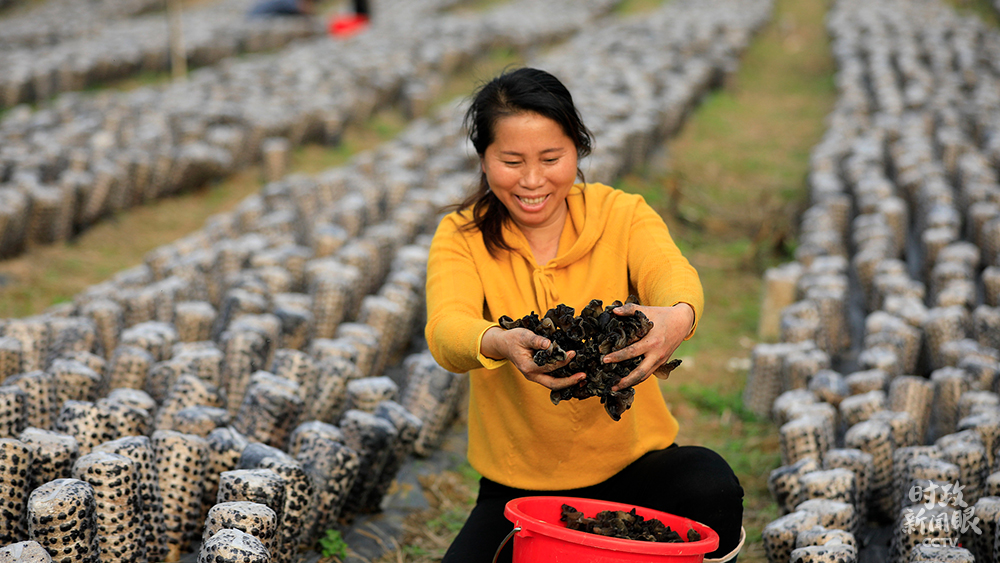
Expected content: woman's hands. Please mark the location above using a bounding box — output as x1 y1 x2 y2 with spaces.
601 303 695 392
480 302 693 392
480 326 586 390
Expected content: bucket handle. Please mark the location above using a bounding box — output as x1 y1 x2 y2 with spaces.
491 526 521 563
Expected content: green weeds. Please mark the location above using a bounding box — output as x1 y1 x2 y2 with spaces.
427 508 469 534
318 529 348 560
945 0 1000 27
614 0 669 15
677 383 759 423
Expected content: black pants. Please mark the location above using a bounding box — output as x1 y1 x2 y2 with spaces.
353 0 368 16
442 444 744 563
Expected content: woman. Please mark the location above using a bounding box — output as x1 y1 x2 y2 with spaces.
425 67 744 563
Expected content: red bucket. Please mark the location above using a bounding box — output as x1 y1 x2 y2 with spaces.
501 496 719 563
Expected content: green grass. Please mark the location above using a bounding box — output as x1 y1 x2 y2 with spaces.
383 464 480 563
677 383 760 423
427 507 471 534
428 46 525 113
445 0 510 14
614 0 669 15
402 545 432 558
945 0 1000 27
83 69 179 94
290 108 410 174
616 170 669 210
318 529 349 560
454 462 481 484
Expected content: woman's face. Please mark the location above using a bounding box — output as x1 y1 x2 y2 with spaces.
482 112 579 232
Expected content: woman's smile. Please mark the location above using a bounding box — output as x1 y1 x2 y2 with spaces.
515 193 550 209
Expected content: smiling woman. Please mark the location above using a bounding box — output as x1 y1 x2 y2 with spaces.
452 68 593 259
424 68 745 563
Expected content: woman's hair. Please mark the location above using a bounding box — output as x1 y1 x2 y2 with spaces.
453 67 594 256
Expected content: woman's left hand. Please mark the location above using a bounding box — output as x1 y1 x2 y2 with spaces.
600 302 695 392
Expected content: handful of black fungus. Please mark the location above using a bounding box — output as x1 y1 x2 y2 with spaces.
560 503 702 543
497 296 681 421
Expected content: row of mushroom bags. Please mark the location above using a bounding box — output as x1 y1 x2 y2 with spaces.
748 0 1000 562
0 0 776 561
0 0 319 110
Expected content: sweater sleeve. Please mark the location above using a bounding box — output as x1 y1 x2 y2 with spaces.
627 197 704 338
424 214 508 373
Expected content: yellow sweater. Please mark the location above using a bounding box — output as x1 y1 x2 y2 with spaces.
425 182 703 490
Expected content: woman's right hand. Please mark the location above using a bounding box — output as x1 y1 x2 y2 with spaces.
480 327 586 390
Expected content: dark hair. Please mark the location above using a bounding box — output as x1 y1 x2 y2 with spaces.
453 67 594 256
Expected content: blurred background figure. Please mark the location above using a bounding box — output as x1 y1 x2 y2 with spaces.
248 0 316 18
329 0 369 36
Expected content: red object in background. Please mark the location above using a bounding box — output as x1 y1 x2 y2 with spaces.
328 14 369 37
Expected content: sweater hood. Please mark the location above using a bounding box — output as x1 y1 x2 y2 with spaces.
501 182 621 269
450 183 640 316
